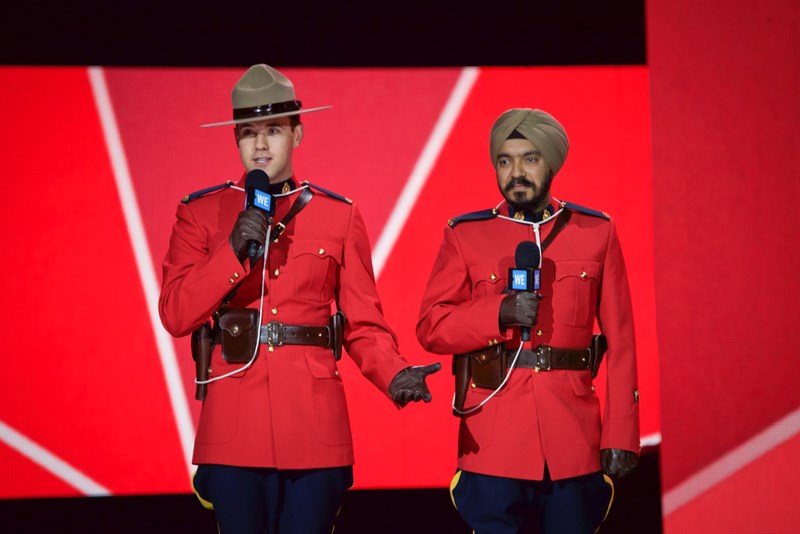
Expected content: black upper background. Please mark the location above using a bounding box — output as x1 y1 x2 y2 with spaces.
1 0 644 67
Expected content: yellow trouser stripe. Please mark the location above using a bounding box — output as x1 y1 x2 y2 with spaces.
449 470 462 510
191 469 215 511
595 474 615 533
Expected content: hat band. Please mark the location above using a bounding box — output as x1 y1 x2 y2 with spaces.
233 100 303 121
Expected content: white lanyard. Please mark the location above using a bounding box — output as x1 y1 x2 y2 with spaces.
494 201 563 268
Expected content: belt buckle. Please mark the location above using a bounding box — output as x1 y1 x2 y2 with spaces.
272 222 286 242
266 321 284 348
536 345 552 371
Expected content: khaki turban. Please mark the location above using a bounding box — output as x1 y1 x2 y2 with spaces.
489 108 569 176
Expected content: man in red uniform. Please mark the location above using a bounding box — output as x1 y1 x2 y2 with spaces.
417 108 640 533
159 64 439 533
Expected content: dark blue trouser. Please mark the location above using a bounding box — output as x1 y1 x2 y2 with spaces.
451 466 613 534
193 464 353 534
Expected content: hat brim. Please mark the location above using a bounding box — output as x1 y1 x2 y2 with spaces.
201 105 332 128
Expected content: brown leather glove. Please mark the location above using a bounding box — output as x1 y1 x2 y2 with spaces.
229 209 269 264
388 363 442 407
499 291 541 328
600 448 639 478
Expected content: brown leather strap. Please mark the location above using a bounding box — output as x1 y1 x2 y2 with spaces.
540 208 571 252
508 344 592 371
259 321 331 348
272 187 314 242
215 187 316 313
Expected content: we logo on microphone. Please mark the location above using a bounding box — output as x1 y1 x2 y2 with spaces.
508 268 540 291
254 189 273 212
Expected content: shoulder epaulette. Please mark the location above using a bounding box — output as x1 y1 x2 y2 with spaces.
448 208 499 228
302 182 353 204
181 181 234 204
561 201 610 221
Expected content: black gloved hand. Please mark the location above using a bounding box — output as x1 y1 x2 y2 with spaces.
388 363 442 407
600 448 639 478
499 292 541 329
229 209 269 264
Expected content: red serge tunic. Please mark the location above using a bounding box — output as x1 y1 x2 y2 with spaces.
416 199 640 481
159 178 409 469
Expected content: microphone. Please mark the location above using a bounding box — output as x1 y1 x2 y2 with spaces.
508 241 541 341
244 169 275 265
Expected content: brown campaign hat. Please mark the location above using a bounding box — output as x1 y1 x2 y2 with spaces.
202 64 331 127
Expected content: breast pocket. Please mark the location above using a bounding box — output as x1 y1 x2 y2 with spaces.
467 263 504 297
290 239 342 302
551 260 601 327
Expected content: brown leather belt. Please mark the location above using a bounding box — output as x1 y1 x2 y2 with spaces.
259 321 331 348
508 345 592 371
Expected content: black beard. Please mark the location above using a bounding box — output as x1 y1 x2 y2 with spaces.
502 174 554 213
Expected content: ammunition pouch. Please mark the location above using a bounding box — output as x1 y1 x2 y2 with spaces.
218 308 261 363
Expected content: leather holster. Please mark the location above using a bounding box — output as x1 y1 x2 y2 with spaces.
330 311 345 360
452 343 507 414
190 322 213 401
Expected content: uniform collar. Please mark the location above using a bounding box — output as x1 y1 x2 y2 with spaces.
507 198 557 223
236 173 297 195
269 177 297 195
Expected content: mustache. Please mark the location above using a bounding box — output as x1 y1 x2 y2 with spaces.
504 177 535 192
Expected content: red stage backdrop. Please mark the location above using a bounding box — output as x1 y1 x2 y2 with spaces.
0 66 657 498
648 0 800 531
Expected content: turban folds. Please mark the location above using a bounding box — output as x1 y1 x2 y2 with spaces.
489 109 569 176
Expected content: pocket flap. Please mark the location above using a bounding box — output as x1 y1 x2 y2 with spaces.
305 350 339 379
290 239 343 262
469 345 504 367
554 260 601 282
218 309 259 338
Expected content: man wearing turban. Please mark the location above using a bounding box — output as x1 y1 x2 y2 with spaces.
417 108 640 532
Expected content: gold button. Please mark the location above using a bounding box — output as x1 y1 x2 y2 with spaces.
207 368 212 375
268 345 275 352
231 325 240 334
228 278 235 285
580 271 587 279
273 268 280 277
334 370 340 377
233 272 240 279
470 382 476 388
318 248 325 255
591 386 596 392
490 273 497 281
534 367 540 373
480 354 486 361
271 307 278 315
536 329 543 336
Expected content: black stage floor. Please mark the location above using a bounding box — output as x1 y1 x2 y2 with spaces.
2 447 661 533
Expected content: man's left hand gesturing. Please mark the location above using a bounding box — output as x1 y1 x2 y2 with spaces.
389 363 442 407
